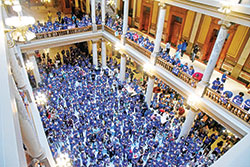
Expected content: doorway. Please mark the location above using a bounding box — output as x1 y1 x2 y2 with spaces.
203 29 218 62
169 16 182 46
141 6 151 32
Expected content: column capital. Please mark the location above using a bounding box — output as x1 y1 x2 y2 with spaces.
147 73 155 79
92 39 99 43
101 38 107 42
218 20 231 28
158 2 166 9
121 53 127 57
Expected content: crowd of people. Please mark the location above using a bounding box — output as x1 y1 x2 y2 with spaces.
211 73 250 112
30 43 239 167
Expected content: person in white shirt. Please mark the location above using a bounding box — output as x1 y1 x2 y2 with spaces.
165 42 171 55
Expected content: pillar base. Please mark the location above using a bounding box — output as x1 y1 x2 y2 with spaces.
92 24 97 32
102 23 105 31
195 81 209 97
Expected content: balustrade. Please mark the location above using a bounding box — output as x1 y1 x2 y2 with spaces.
125 38 151 59
156 57 198 88
204 87 250 124
34 26 92 40
104 25 121 40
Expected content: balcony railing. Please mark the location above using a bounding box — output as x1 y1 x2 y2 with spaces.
156 57 199 88
35 26 92 39
125 38 151 59
204 87 250 124
104 25 121 40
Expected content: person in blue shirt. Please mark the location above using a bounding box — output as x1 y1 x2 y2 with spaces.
187 65 195 76
243 99 250 111
216 84 224 94
221 71 228 83
177 42 182 51
182 63 189 73
181 40 188 57
211 78 221 90
232 92 244 106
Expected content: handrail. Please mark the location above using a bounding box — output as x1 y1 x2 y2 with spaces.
125 38 151 59
34 26 92 40
156 57 199 88
204 87 250 124
104 25 121 40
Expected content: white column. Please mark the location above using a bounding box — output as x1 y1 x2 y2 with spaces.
9 48 26 89
15 47 56 166
101 0 105 31
120 54 126 82
101 39 107 68
0 10 22 165
201 21 231 85
91 0 97 31
121 0 129 45
29 54 41 87
92 40 98 67
178 108 197 140
13 81 46 161
151 3 166 64
145 75 155 106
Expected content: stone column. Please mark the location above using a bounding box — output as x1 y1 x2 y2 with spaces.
14 46 55 167
14 84 46 163
178 108 197 140
132 0 137 26
120 53 126 82
187 13 202 54
151 3 166 64
121 0 129 45
231 36 250 78
145 75 155 106
101 39 107 68
29 54 41 87
91 0 97 31
101 0 106 31
201 20 231 86
92 40 98 67
9 49 26 89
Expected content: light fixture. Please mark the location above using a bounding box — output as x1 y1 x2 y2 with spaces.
56 154 71 167
35 92 47 106
5 16 35 28
12 4 22 12
4 1 36 43
107 0 115 6
3 0 20 5
187 94 200 107
26 60 34 71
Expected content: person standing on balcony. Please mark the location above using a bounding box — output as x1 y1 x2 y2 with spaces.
57 11 62 22
165 42 171 55
232 92 244 106
221 71 228 83
48 11 52 22
191 44 199 62
181 40 188 57
211 78 221 90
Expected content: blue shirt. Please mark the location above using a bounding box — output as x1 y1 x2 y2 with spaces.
232 95 244 106
212 80 220 90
